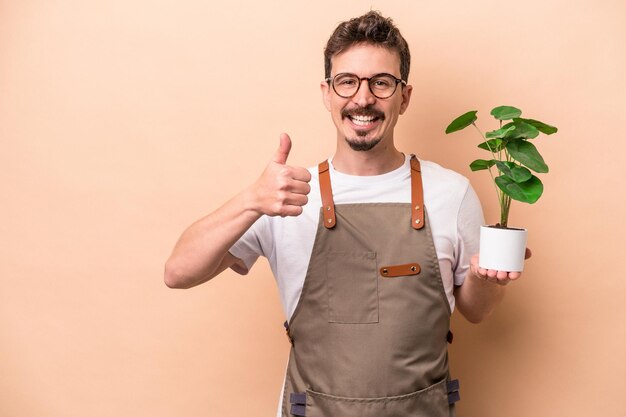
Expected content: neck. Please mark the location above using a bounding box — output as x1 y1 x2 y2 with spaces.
332 139 405 175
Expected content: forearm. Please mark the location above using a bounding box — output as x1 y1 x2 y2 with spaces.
454 269 505 323
164 134 312 289
164 186 261 289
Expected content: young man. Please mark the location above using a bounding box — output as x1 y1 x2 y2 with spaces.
165 11 526 417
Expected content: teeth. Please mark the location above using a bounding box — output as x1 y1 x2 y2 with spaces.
351 115 375 122
350 115 376 126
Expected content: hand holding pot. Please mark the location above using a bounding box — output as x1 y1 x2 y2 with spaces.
471 248 532 285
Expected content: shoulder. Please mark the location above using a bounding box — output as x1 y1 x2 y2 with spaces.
417 158 480 224
417 158 484 230
419 159 470 194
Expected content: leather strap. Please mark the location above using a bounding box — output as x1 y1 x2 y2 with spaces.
319 156 424 230
410 155 425 230
318 160 336 229
379 263 421 277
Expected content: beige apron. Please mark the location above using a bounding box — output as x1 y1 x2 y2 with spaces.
282 156 459 417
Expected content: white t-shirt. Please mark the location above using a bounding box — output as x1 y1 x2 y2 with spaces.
229 154 484 317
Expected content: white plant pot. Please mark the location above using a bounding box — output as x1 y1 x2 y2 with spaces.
479 225 528 272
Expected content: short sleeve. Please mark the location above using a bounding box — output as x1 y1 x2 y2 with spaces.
228 216 271 275
454 184 484 286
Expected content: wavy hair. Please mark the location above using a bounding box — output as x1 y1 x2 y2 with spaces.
324 11 410 82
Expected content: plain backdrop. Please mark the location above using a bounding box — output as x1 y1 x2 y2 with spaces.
1 1 625 416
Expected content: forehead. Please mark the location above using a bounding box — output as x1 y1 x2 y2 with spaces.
330 43 401 77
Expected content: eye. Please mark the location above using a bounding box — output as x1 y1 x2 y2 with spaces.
371 77 394 88
337 77 358 86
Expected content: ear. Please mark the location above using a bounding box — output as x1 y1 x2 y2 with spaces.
320 80 332 111
399 84 412 115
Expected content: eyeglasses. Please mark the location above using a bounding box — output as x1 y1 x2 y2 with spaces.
325 72 407 99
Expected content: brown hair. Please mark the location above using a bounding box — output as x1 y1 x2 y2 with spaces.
324 11 410 81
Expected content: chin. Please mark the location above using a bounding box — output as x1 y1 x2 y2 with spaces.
345 136 382 152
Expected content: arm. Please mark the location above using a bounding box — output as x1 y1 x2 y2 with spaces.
454 249 531 323
164 134 311 289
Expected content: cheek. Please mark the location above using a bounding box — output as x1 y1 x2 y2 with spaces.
389 100 404 117
381 104 397 120
331 100 346 117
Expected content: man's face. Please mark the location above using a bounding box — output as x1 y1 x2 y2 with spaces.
321 43 412 152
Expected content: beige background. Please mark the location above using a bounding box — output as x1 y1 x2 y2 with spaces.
1 1 625 416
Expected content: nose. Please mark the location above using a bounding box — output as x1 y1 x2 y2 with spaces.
351 79 376 107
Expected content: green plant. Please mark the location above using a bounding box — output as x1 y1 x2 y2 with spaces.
445 106 557 228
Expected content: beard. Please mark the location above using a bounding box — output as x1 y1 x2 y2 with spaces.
345 135 383 151
342 105 385 152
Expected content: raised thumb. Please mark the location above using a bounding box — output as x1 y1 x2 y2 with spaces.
272 133 292 165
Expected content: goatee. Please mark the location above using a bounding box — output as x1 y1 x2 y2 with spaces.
345 136 383 152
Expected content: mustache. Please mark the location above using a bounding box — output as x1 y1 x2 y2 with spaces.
341 106 385 120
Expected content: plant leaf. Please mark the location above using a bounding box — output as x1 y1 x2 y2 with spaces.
470 159 496 171
478 139 505 152
445 111 478 134
495 175 544 203
486 124 516 139
506 120 539 139
491 106 522 120
495 161 532 182
517 118 558 135
506 140 549 173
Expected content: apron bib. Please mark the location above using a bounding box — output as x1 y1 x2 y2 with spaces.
282 156 459 417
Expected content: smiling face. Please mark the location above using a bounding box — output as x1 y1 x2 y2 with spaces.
322 43 412 152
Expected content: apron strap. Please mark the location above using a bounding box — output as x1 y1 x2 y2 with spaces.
319 156 424 230
410 155 425 230
318 160 336 229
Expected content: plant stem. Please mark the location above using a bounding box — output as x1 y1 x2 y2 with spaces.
497 150 516 227
500 193 511 227
473 122 502 215
472 123 498 161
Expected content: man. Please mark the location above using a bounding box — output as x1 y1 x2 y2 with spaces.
165 11 526 417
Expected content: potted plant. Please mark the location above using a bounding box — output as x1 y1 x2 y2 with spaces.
445 106 557 271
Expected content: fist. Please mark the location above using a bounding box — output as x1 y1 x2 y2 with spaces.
252 133 312 217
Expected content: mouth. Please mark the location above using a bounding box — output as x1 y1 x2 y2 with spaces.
342 108 385 129
349 114 379 126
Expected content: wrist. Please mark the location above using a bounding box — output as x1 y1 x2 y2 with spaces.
241 184 264 218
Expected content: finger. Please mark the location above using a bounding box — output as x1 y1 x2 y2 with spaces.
291 166 312 182
477 267 487 277
508 272 521 280
279 205 304 217
283 193 309 207
288 179 311 195
496 270 508 280
525 248 532 259
272 133 292 165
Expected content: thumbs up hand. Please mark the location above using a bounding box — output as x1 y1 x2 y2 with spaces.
250 133 312 217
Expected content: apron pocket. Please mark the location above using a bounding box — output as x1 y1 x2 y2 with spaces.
326 251 378 324
306 379 450 417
